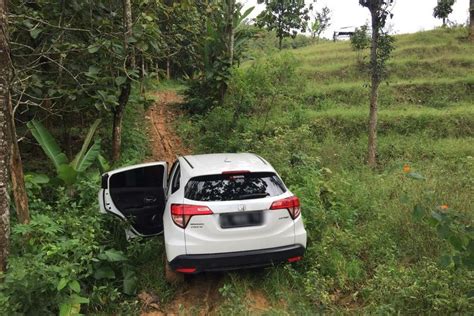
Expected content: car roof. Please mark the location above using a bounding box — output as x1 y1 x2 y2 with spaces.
178 153 276 178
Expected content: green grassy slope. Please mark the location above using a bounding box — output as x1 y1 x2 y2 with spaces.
178 28 474 314
296 29 474 107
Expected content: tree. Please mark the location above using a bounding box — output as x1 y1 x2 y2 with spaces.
0 0 11 273
470 0 474 41
350 24 371 65
9 0 195 167
1 1 30 225
111 0 135 162
433 0 456 27
350 24 371 51
359 0 395 168
226 0 237 67
256 0 313 50
185 2 254 113
6 103 29 225
310 6 331 40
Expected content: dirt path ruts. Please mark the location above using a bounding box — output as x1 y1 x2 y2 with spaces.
146 90 189 165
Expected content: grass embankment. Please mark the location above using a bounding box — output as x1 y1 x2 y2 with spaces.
177 28 474 314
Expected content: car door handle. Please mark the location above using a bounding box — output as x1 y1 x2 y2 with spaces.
144 196 157 204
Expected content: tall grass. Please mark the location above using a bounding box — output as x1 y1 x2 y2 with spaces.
179 28 474 314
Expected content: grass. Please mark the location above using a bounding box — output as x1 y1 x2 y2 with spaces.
177 27 474 314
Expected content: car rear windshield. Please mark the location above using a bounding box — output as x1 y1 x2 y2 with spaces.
185 172 286 201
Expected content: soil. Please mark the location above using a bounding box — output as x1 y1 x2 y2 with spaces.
140 90 271 315
247 289 271 314
145 90 189 165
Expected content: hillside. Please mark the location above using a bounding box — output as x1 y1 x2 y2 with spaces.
177 28 474 314
288 28 474 184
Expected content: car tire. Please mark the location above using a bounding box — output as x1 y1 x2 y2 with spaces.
163 254 184 284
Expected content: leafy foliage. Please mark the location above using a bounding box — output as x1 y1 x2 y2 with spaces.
184 1 254 114
359 0 395 82
0 183 127 314
9 0 201 165
433 0 456 26
27 119 103 186
256 0 314 49
310 6 331 40
0 98 155 314
350 24 371 51
351 24 372 67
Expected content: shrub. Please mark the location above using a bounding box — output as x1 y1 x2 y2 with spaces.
0 94 152 314
0 180 131 314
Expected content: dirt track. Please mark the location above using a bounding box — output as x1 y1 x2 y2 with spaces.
142 90 224 315
141 90 270 315
146 91 189 165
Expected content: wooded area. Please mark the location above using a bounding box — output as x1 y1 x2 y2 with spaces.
0 0 473 314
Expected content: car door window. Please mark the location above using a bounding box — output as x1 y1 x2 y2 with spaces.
168 161 178 187
106 163 167 236
171 165 180 194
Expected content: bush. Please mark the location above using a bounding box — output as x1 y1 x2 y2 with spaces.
0 180 128 314
350 25 371 51
0 93 152 314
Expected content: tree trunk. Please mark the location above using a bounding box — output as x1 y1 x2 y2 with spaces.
111 110 123 163
166 58 171 80
367 8 380 168
6 94 29 224
140 54 145 95
227 0 235 66
278 35 283 50
112 0 134 162
111 82 131 162
0 96 9 274
155 61 160 81
123 0 135 69
470 0 474 41
368 79 379 168
0 0 11 273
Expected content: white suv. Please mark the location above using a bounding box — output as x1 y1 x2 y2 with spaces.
98 153 307 274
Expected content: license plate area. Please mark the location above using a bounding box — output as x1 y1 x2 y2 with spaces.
219 211 263 229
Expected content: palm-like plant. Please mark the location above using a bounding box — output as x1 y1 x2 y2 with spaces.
186 2 254 113
27 119 107 185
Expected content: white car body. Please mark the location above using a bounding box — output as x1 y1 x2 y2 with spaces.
99 153 307 273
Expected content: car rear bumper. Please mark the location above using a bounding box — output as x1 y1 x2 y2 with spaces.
169 244 305 273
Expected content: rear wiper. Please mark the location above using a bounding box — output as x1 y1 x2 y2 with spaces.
237 193 268 199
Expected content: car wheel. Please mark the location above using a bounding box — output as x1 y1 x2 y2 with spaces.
163 254 184 284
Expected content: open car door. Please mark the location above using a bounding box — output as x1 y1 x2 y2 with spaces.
99 162 168 239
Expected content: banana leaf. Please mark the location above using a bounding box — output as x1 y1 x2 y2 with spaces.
71 119 101 171
27 120 68 170
97 154 110 174
58 164 78 186
75 139 101 173
234 6 254 30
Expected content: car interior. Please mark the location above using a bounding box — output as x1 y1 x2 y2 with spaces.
109 165 165 235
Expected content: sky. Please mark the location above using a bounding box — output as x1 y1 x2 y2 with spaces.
239 0 471 38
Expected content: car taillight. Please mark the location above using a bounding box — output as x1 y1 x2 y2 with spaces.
288 256 302 263
175 267 196 273
270 196 301 219
171 204 213 228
